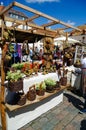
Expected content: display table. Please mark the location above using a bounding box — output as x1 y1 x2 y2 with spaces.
23 72 59 94
4 73 66 130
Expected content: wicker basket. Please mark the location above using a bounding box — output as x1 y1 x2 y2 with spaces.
54 81 61 90
7 92 26 105
60 77 67 86
17 93 26 106
36 89 45 96
8 79 23 92
46 85 55 93
27 85 36 101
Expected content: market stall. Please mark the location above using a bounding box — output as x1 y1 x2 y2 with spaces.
5 72 66 130
0 1 81 130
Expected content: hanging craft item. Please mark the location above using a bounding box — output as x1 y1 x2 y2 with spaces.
42 37 56 73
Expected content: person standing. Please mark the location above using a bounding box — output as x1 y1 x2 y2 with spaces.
80 53 86 112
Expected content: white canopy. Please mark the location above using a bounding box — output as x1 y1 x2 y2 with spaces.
54 36 80 45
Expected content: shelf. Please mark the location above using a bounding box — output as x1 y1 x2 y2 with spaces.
5 85 68 111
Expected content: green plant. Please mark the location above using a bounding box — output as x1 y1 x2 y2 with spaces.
12 63 24 70
35 81 46 90
6 70 24 82
44 78 56 87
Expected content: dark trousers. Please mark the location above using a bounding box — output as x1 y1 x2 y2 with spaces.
83 94 86 109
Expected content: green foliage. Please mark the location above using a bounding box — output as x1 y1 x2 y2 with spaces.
35 81 46 90
9 44 14 53
44 78 56 86
6 70 24 82
12 63 24 70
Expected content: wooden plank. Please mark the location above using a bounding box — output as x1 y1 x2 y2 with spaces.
12 23 21 28
13 1 81 31
56 27 70 31
0 17 7 130
4 16 58 38
4 16 57 33
4 16 43 30
0 1 81 31
5 85 68 111
0 2 14 16
3 25 55 38
1 47 7 130
0 85 1 112
25 14 40 22
42 21 59 27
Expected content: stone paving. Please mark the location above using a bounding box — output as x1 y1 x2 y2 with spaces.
18 90 86 130
1 90 86 130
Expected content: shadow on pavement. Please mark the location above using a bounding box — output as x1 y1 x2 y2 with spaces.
80 119 86 130
64 92 84 110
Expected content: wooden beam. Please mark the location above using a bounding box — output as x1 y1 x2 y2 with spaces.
12 23 21 28
4 16 57 33
0 81 1 113
42 21 59 27
0 2 14 16
1 17 6 130
0 1 81 31
13 1 81 31
3 25 56 38
56 27 70 31
4 16 44 30
59 21 81 31
13 2 59 22
25 14 40 22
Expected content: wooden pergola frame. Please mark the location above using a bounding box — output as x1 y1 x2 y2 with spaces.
0 1 81 42
0 1 81 130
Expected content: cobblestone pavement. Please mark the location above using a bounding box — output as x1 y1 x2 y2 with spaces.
19 90 86 130
1 90 86 130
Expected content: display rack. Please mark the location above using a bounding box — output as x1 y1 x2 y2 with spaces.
5 85 67 111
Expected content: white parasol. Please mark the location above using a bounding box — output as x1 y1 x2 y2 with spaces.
54 36 80 45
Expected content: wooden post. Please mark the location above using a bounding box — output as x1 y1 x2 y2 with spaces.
66 32 68 42
0 15 7 130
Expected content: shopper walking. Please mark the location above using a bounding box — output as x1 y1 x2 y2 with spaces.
80 53 86 112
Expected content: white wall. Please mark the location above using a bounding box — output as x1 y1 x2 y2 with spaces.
70 35 86 43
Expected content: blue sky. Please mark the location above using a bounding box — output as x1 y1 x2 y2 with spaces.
1 0 86 29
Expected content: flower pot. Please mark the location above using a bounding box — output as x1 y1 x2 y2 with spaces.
46 85 55 93
8 79 23 92
54 81 61 90
27 85 36 101
17 93 26 106
36 89 45 96
60 77 67 86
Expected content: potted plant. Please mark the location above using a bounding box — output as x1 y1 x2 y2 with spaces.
6 70 24 92
44 78 56 93
35 81 46 96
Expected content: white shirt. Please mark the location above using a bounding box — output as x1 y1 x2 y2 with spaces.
81 57 86 68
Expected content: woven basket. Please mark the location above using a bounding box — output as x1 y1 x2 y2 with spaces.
60 77 67 86
8 79 23 92
27 85 36 101
54 81 61 90
7 92 26 105
36 89 45 96
17 93 26 106
46 85 55 93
